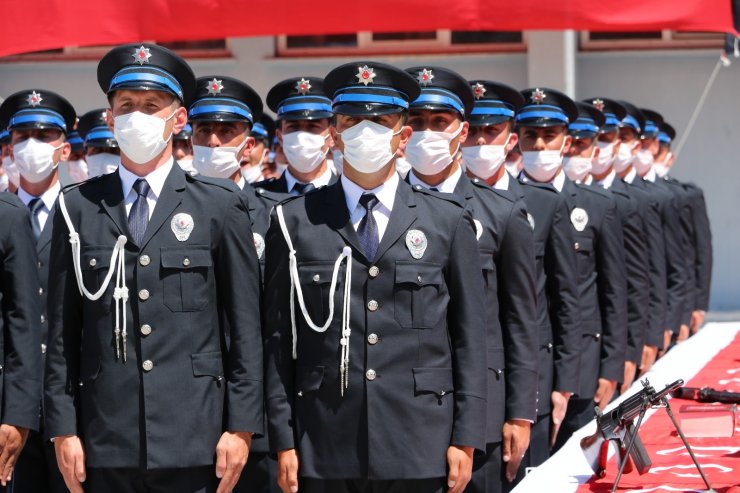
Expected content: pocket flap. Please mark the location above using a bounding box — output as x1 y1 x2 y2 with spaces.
395 262 443 286
81 247 112 271
296 365 325 393
478 250 495 272
534 240 545 257
297 262 340 285
191 352 224 378
413 367 454 395
487 348 505 371
161 246 212 269
573 235 593 252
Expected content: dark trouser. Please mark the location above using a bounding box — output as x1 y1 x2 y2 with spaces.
301 478 446 493
12 429 67 493
503 413 550 493
234 452 280 493
465 442 502 493
84 466 217 493
552 397 596 454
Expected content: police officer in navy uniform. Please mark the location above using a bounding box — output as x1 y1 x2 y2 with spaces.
264 61 487 493
78 108 121 179
241 115 274 184
0 191 42 493
58 129 88 187
173 123 195 174
400 67 538 493
44 43 263 493
514 88 627 452
0 90 74 493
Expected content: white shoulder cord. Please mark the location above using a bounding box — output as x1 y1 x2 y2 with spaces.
58 192 129 362
275 204 353 395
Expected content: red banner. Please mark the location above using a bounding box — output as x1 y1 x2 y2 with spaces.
0 0 736 57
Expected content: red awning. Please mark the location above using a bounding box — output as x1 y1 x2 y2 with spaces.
1 0 736 57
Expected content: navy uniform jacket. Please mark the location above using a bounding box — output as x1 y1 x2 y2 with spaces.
664 178 696 326
454 176 538 443
240 182 270 275
0 193 42 431
683 182 712 311
264 179 487 479
511 179 581 415
623 178 667 348
37 204 55 361
597 179 650 364
44 166 263 469
561 179 627 395
252 172 339 196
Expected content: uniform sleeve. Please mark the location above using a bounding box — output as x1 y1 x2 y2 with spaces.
263 208 297 452
217 193 264 434
620 199 650 364
689 188 712 310
498 200 538 421
446 209 487 451
546 196 582 394
1 205 42 430
662 189 689 334
596 198 628 382
642 195 667 348
44 197 83 439
675 188 696 326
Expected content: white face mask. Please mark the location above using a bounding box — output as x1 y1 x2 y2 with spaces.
0 173 7 192
461 134 511 180
591 141 616 176
338 120 401 174
177 158 195 174
114 111 175 165
13 138 63 183
192 138 248 179
653 152 672 178
282 131 329 173
86 152 120 177
65 159 89 184
394 156 412 175
633 148 655 176
613 140 639 173
563 148 595 183
405 123 463 176
241 163 264 184
331 149 344 175
3 158 19 187
504 159 521 177
521 139 566 183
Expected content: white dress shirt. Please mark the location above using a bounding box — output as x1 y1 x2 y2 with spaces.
285 166 334 196
623 167 637 184
407 165 462 194
594 169 617 190
18 180 61 232
492 169 511 191
119 158 174 220
643 167 657 183
342 172 398 242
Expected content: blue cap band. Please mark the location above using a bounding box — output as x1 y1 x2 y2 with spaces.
278 102 333 117
333 92 409 109
86 129 116 142
620 115 641 132
643 121 659 135
470 105 515 118
411 88 465 115
516 104 569 124
603 113 620 127
188 104 253 122
0 130 8 139
9 109 67 132
68 134 84 145
252 123 268 138
110 66 184 100
568 121 599 134
658 131 671 144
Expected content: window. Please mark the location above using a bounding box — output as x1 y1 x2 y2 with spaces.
580 30 724 51
276 30 526 57
0 39 230 62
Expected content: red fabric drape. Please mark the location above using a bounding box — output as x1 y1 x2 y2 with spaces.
1 0 736 57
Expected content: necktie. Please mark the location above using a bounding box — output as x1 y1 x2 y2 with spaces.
28 198 44 241
357 193 379 261
293 182 315 195
128 179 151 246
430 187 440 192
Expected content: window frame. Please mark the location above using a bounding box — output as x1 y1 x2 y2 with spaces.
579 30 724 51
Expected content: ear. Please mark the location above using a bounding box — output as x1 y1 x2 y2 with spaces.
329 126 342 151
238 136 256 161
398 125 413 147
59 141 72 162
275 128 283 146
106 108 114 132
505 131 518 154
457 120 469 145
562 135 573 154
171 106 188 134
592 146 600 160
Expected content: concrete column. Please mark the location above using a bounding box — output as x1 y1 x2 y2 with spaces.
526 30 577 97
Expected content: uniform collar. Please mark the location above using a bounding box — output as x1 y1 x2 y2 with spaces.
643 166 657 183
119 157 174 200
18 180 61 210
492 169 510 191
623 167 637 184
407 164 462 194
236 175 246 190
341 171 398 215
519 167 566 192
594 169 616 189
285 165 333 193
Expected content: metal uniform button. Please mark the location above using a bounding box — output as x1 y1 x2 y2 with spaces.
40 315 45 324
142 360 153 372
139 255 151 267
547 342 553 350
140 324 152 336
366 369 377 381
368 266 379 278
41 343 47 354
417 275 423 283
594 333 601 340
183 257 191 267
367 333 379 345
38 287 44 295
574 242 580 251
139 289 150 301
312 274 321 283
89 258 97 267
367 300 379 312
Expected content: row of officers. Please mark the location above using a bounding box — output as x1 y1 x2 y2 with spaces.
0 42 711 493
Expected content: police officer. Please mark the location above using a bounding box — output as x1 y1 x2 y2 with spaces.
402 67 538 492
0 192 42 492
0 90 75 493
77 108 121 178
515 88 627 452
242 114 274 184
255 76 338 198
576 100 650 394
44 43 263 493
58 128 88 187
264 61 487 493
173 123 195 174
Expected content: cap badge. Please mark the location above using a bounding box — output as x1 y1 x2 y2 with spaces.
531 88 547 104
356 65 376 86
296 78 312 95
405 229 428 259
132 45 152 65
417 69 434 86
472 83 486 100
26 91 43 107
592 99 605 112
207 78 224 96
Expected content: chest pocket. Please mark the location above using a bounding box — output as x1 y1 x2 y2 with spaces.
479 250 496 288
81 246 113 313
161 246 212 312
534 240 545 259
296 262 343 325
393 262 446 329
573 236 594 256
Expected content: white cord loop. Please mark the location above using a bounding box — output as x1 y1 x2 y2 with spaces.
276 204 353 395
59 192 129 362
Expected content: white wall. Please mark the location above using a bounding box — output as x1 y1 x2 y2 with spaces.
1 38 737 310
